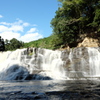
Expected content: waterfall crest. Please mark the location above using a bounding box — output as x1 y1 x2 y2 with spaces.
0 47 100 80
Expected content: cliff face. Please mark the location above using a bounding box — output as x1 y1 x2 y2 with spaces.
77 37 100 47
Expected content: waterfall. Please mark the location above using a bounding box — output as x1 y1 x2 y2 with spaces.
88 48 100 76
0 47 100 80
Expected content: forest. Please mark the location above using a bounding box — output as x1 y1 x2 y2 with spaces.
0 37 24 51
0 0 100 51
51 0 100 48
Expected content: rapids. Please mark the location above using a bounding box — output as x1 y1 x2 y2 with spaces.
0 47 100 80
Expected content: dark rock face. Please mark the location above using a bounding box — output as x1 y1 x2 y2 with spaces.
25 74 52 80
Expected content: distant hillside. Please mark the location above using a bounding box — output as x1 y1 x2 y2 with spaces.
24 35 59 50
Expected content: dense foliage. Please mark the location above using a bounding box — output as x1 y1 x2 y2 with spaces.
5 38 24 51
51 0 100 47
0 36 5 51
24 35 57 49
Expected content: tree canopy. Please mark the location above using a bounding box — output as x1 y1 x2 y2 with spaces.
0 36 5 51
5 38 24 51
51 0 100 47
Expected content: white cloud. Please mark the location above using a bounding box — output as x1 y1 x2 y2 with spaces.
0 18 43 42
0 15 3 18
0 25 9 32
27 28 37 33
0 22 12 26
0 31 20 40
23 23 30 27
20 33 43 42
9 25 23 32
20 27 43 42
14 19 23 25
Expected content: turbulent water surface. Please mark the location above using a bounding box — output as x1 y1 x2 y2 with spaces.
0 47 100 99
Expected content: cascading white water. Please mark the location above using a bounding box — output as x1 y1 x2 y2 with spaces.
0 49 29 80
42 49 66 79
28 48 67 79
0 47 100 80
88 47 100 77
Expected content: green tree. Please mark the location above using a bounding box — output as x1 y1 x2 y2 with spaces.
0 36 5 51
51 0 100 48
5 38 24 51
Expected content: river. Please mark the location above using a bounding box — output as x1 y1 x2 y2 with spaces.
0 47 100 99
0 80 100 100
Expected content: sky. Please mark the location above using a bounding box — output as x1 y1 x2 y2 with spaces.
0 0 59 42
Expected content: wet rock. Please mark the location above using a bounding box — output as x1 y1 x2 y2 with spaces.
24 74 33 80
10 91 22 94
24 74 52 80
84 94 93 98
96 85 100 87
